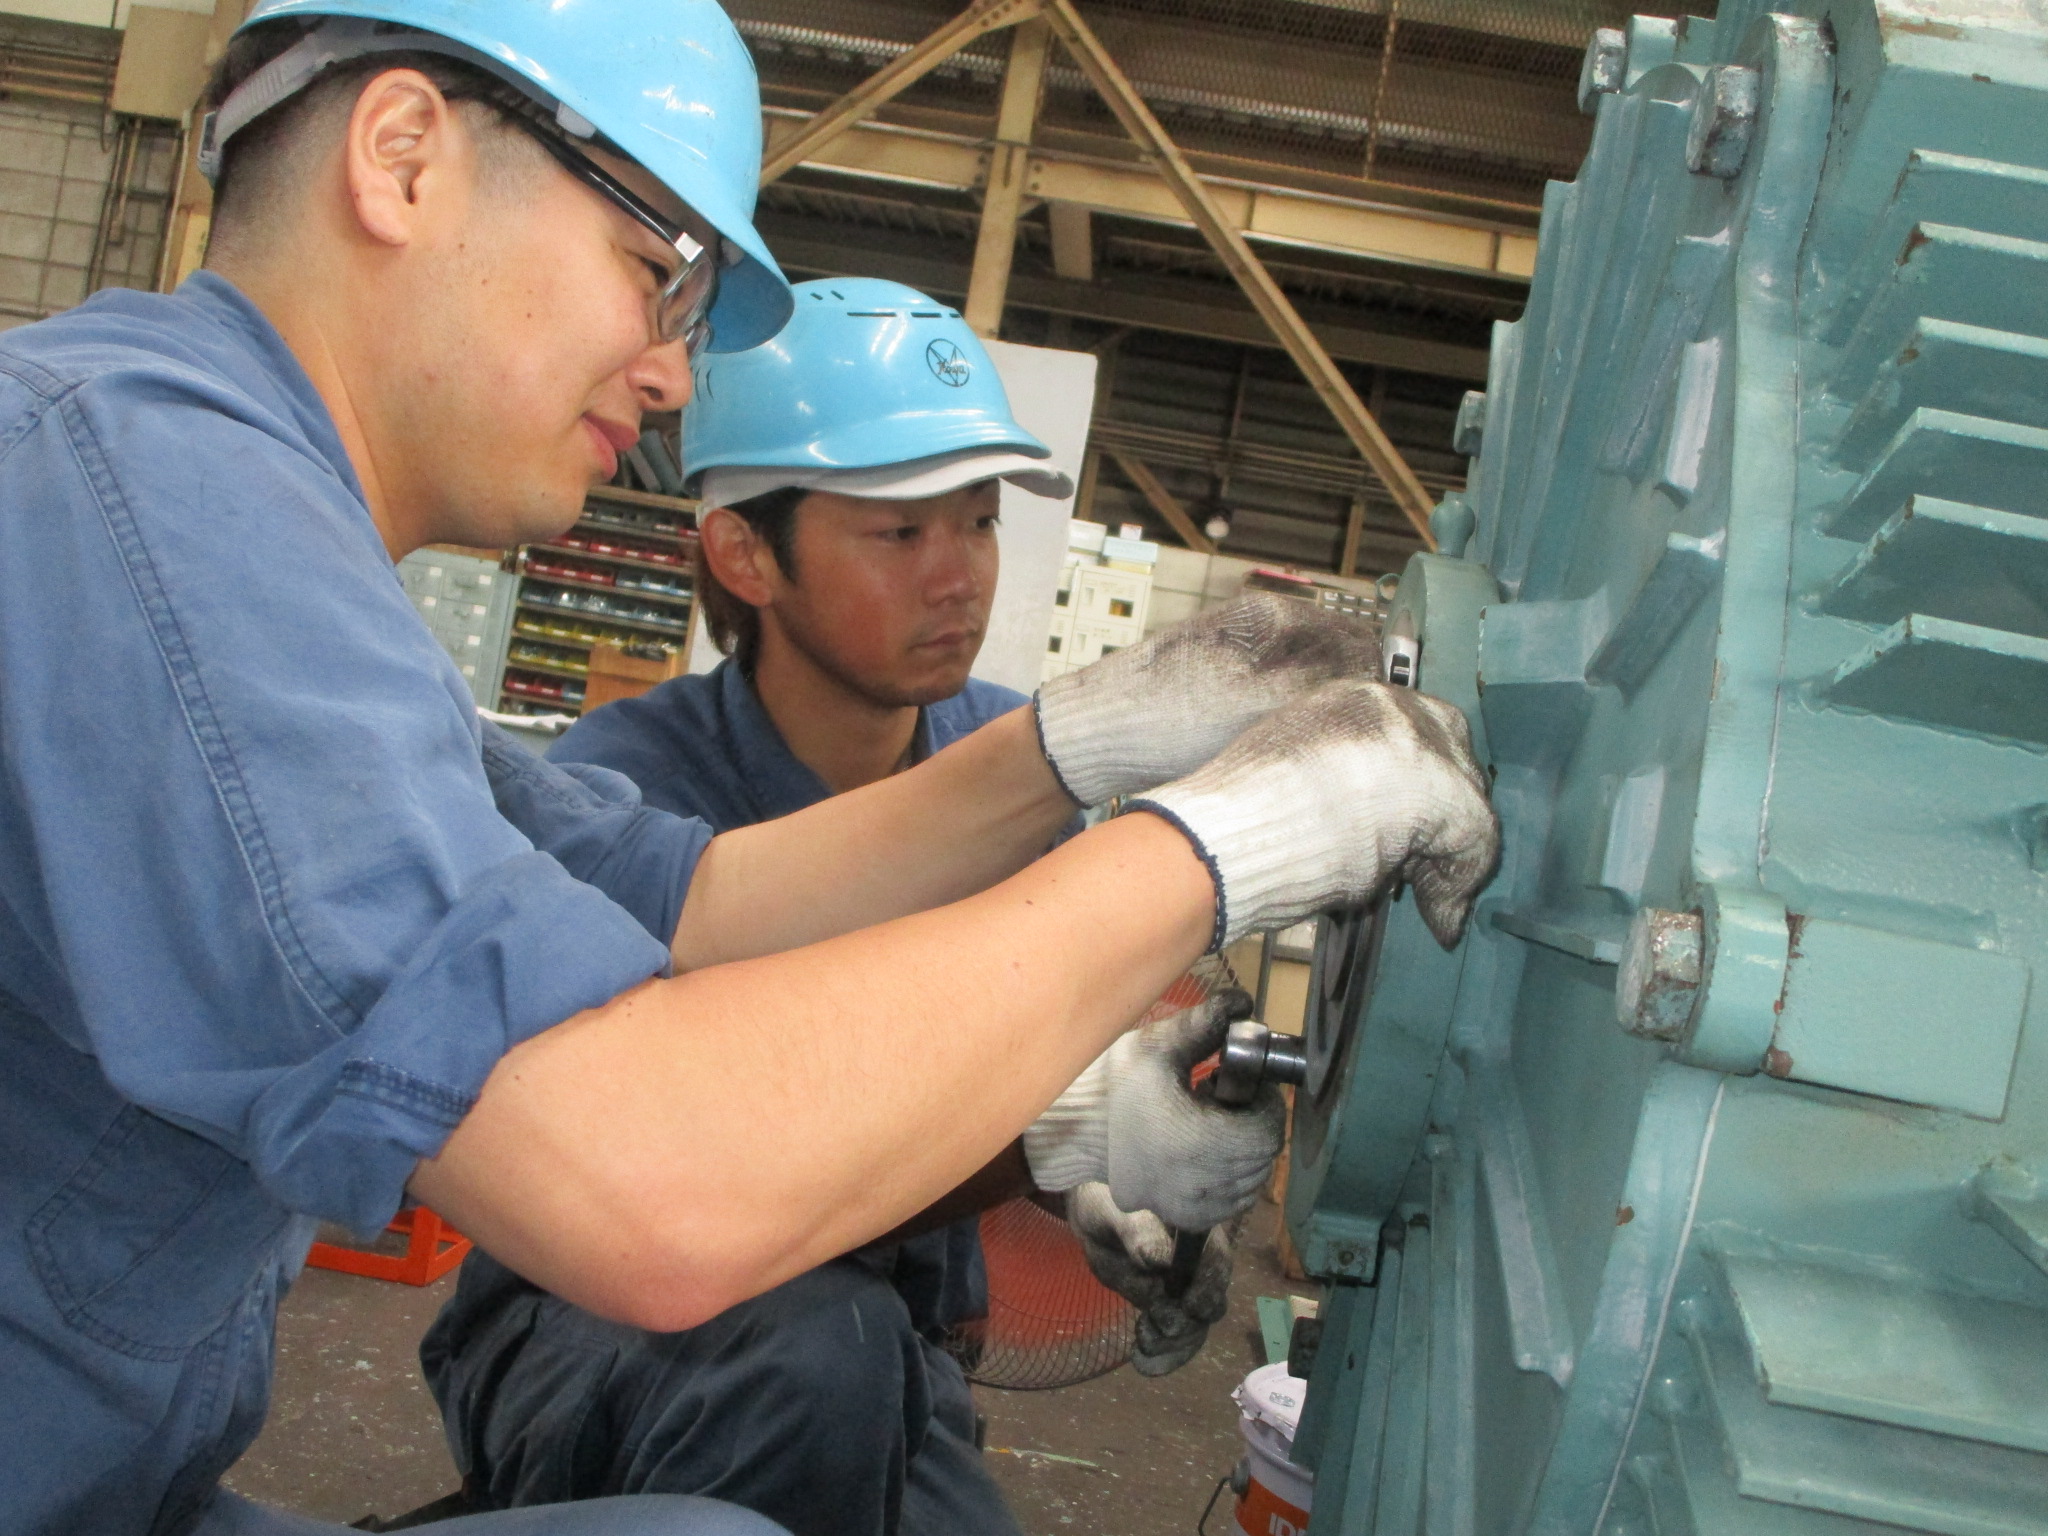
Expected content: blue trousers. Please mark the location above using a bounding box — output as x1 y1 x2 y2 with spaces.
420 1255 1021 1536
192 1488 783 1535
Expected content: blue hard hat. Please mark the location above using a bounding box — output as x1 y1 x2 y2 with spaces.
213 0 791 352
681 277 1057 495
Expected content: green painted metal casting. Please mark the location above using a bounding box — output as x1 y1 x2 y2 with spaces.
1285 4 2048 1530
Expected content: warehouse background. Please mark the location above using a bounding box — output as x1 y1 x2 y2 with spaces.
0 0 1702 578
0 2 1710 1531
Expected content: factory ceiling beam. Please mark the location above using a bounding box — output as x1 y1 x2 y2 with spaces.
1106 449 1218 557
763 110 1536 284
758 0 1041 187
1340 494 1368 577
1036 0 1436 544
1048 201 1094 281
758 228 1492 380
964 19 1051 336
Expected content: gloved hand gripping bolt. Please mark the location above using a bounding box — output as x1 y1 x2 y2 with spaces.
1164 1017 1309 1296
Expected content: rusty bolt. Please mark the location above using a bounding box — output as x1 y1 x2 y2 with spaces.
1578 28 1627 113
1616 907 1704 1042
1686 65 1758 178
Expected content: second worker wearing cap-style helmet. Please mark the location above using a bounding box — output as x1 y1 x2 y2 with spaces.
682 277 1073 674
683 276 1073 507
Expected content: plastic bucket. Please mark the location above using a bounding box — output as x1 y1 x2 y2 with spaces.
1232 1362 1313 1535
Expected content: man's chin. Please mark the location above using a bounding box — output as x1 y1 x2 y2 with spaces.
459 485 586 552
840 656 973 709
891 661 980 707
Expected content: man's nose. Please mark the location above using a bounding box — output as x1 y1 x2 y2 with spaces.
626 338 693 414
925 526 986 600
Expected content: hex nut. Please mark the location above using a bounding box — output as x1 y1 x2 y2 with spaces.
1453 389 1487 459
1686 65 1759 179
1579 27 1628 113
1616 907 1704 1042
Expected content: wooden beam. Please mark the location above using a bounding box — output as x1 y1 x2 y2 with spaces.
1038 0 1437 546
760 0 1041 186
1048 200 1094 281
761 108 1538 282
1339 493 1366 576
1077 338 1118 524
1108 448 1218 556
760 227 1493 380
1074 445 1103 522
964 18 1051 336
1089 325 1133 359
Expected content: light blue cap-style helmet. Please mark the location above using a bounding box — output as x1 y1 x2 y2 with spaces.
202 0 792 353
682 277 1073 505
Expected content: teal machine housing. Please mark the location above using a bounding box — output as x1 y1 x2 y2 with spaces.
1283 2 2048 1529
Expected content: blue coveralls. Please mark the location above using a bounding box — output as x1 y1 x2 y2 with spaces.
419 663 1030 1536
0 273 782 1536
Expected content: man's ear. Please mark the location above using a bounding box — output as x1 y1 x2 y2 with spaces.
343 68 467 249
700 507 779 609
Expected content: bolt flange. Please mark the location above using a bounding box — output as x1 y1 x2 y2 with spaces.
1579 28 1627 113
1616 908 1704 1042
1686 65 1758 178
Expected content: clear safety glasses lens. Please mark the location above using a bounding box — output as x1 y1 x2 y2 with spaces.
522 127 721 354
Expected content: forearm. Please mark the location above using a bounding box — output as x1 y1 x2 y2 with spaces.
672 706 1074 969
411 811 1211 1331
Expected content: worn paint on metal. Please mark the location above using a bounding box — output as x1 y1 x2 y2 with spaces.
1287 2 2048 1528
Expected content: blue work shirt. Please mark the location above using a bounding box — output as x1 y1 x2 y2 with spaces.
0 273 709 1535
547 660 1029 1334
554 657 1028 831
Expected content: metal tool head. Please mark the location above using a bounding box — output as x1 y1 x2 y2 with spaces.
1214 1018 1309 1107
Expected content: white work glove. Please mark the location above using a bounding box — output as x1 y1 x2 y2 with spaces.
1023 990 1284 1232
1130 678 1499 951
1067 1183 1235 1377
1036 592 1382 807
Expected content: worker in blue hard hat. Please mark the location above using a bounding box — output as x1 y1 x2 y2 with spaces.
0 0 1500 1531
416 282 1257 1534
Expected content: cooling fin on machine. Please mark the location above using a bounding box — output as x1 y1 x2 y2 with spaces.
1280 5 2048 1531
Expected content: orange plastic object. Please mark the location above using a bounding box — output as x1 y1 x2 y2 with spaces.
305 1206 472 1286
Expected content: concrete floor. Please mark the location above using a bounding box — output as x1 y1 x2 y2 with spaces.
225 1201 1313 1535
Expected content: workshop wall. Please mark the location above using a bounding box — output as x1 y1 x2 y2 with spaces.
0 0 212 27
0 16 179 328
0 99 174 325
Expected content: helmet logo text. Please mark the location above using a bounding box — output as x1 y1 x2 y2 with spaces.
926 338 972 387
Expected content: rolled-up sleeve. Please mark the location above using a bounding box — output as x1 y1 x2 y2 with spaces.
479 722 709 945
0 363 672 1235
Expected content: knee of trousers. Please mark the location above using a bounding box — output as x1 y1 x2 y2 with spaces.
572 1493 793 1536
443 1493 793 1536
632 1261 933 1471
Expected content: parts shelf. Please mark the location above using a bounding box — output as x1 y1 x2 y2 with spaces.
496 488 701 718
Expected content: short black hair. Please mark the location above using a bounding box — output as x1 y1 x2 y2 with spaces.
696 485 806 671
201 18 537 263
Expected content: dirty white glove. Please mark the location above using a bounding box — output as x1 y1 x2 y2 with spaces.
1023 990 1284 1232
1130 678 1499 951
1067 1183 1234 1377
1036 592 1382 807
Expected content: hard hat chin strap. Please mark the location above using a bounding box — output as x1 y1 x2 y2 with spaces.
197 16 592 184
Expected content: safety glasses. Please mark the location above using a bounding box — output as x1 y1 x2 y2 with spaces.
513 119 722 356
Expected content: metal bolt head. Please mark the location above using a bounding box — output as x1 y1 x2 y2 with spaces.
1686 65 1758 178
1578 27 1627 113
1452 389 1487 460
1616 907 1704 1041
